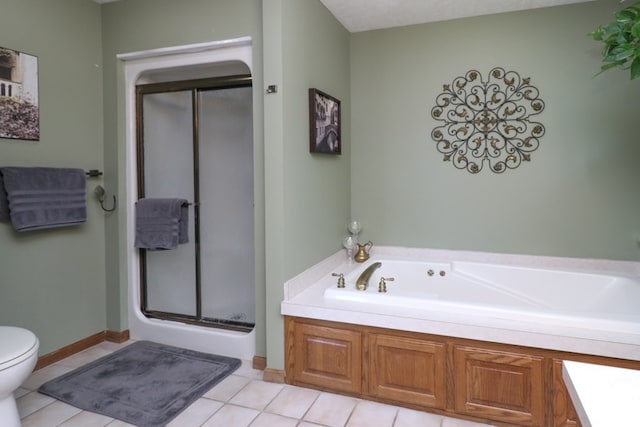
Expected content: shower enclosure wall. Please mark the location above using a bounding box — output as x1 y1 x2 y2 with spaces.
121 38 257 359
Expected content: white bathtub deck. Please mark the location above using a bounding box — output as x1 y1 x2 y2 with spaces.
281 246 640 361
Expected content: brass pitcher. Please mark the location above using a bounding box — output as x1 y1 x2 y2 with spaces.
354 241 373 263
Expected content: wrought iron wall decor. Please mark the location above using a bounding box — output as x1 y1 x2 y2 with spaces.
430 67 545 174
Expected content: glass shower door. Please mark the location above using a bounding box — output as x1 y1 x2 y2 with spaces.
140 90 197 317
199 87 254 325
136 75 254 331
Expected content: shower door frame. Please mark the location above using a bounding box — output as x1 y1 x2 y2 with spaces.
135 74 253 333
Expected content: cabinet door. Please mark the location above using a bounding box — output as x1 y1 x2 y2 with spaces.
454 345 545 427
369 333 446 409
292 321 362 393
552 359 582 427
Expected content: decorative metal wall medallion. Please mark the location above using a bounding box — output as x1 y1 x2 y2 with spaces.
430 67 545 174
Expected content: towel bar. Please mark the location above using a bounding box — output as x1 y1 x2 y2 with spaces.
1 168 103 178
182 202 202 207
85 169 103 178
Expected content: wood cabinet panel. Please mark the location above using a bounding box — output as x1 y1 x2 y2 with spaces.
284 317 639 427
552 359 582 427
369 333 446 409
454 345 545 427
292 321 362 393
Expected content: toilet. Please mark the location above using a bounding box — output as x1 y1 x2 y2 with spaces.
0 326 39 427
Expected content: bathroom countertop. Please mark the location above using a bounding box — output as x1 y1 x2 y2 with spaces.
562 361 640 426
281 247 640 362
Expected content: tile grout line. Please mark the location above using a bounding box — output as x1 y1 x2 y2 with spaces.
390 405 400 427
194 398 225 427
341 396 360 427
296 388 322 425
196 375 260 426
248 380 291 426
19 394 58 422
195 376 289 426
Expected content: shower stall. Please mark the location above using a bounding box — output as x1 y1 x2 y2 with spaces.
136 75 254 331
121 38 257 359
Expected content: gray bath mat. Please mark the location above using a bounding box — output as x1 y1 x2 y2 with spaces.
38 340 241 426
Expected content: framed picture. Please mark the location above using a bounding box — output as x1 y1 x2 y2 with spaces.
309 88 341 154
0 46 39 141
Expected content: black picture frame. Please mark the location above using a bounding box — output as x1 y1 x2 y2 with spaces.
0 46 39 141
309 88 341 154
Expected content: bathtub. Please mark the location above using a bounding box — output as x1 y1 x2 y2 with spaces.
324 259 640 333
281 247 640 361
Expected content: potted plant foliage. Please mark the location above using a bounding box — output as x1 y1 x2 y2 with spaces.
590 0 640 80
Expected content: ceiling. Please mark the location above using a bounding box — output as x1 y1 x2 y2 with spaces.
319 0 596 32
94 0 596 33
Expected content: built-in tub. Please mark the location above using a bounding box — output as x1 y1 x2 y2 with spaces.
325 259 640 334
281 247 640 361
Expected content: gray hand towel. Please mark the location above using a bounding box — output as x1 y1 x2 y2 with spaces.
0 167 87 231
135 198 189 250
0 173 9 222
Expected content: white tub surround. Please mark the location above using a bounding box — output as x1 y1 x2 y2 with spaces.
563 361 640 426
281 246 640 361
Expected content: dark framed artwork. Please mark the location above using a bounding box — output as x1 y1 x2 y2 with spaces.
0 46 39 141
309 88 341 154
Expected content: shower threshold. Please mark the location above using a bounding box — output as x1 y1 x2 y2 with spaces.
143 310 254 333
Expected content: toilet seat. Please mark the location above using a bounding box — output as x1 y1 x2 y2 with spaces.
0 327 38 371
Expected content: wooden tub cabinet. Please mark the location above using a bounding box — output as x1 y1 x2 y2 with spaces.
285 316 640 427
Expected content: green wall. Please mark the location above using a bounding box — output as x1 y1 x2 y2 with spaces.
263 0 351 369
351 0 640 261
0 0 105 355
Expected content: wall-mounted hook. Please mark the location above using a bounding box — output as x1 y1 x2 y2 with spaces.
94 185 116 212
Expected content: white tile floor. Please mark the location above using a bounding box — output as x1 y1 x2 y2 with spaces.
17 341 494 427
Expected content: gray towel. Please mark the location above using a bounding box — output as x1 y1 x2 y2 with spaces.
135 198 189 250
0 167 87 231
0 174 9 222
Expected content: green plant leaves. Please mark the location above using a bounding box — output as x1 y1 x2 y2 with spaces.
616 8 638 22
610 45 635 61
632 56 640 79
589 26 603 41
591 0 640 80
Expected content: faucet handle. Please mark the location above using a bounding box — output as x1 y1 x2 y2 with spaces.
378 276 395 293
331 273 345 288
